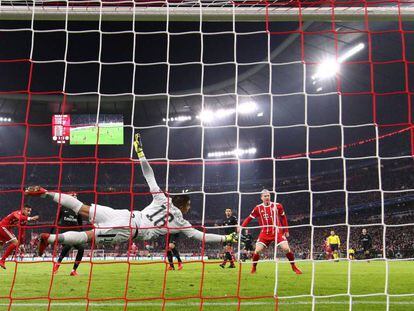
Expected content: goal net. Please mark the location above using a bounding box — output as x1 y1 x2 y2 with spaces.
0 0 413 309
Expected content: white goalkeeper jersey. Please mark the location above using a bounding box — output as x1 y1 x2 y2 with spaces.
135 193 192 240
135 156 224 243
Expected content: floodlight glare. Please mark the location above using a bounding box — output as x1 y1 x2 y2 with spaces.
199 110 214 123
207 147 257 158
312 59 340 80
312 42 365 81
238 102 257 114
216 108 236 118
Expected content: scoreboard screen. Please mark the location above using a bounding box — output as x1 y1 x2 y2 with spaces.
52 114 124 145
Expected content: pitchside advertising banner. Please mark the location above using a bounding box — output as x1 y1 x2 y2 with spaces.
52 114 124 145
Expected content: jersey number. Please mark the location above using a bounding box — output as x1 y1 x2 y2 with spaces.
146 205 174 227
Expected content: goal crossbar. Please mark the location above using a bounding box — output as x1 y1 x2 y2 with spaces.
1 5 414 21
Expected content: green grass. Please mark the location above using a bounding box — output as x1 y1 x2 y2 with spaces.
70 126 123 145
0 260 413 310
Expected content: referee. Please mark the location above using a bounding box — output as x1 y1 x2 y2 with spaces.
52 193 85 276
326 230 341 262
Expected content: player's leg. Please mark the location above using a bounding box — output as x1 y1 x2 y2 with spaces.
227 245 236 268
38 230 92 256
332 245 339 261
71 244 85 276
364 249 370 262
220 244 229 268
278 241 302 275
53 244 72 274
171 245 183 270
251 242 265 274
0 238 18 269
25 186 90 219
167 242 175 270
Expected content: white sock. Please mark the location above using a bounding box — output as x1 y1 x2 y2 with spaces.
52 231 88 245
47 234 56 244
48 192 83 214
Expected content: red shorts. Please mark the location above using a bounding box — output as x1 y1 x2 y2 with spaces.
256 233 287 248
0 226 16 244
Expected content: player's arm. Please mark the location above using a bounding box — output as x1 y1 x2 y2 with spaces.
177 217 236 243
14 211 38 222
277 203 289 237
337 236 341 247
241 206 258 228
134 133 162 196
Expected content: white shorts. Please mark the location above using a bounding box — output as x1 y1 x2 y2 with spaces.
89 204 138 245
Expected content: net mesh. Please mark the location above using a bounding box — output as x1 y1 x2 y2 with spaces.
0 0 413 309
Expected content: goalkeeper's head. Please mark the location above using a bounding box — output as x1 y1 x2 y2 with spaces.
172 195 191 214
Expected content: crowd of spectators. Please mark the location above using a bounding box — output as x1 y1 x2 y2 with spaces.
0 157 413 260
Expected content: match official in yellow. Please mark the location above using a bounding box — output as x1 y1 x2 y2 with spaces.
327 230 341 262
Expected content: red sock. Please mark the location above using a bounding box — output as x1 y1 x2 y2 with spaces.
252 253 260 267
1 243 17 261
285 252 295 266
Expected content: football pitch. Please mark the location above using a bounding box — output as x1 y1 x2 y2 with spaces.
70 126 123 145
0 260 413 310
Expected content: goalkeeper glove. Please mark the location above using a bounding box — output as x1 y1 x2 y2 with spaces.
134 133 145 158
224 232 238 243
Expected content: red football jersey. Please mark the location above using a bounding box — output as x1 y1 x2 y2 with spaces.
0 211 29 229
242 202 288 236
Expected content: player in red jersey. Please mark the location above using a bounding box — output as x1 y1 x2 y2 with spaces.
0 204 39 269
240 190 302 275
323 239 333 260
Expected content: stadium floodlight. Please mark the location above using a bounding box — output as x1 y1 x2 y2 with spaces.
216 108 236 118
197 101 259 124
163 115 192 122
238 101 257 114
199 110 215 123
312 42 365 81
207 147 257 158
257 112 264 117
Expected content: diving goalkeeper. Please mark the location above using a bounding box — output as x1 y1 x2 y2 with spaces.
26 133 237 255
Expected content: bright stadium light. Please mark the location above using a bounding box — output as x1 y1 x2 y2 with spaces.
216 108 236 118
312 42 365 81
0 117 12 122
198 102 259 124
163 115 192 122
312 59 340 80
338 42 365 63
199 110 215 123
207 147 257 158
238 101 257 114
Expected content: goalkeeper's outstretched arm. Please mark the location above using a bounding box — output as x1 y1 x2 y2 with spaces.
177 217 237 243
181 227 237 243
134 133 161 194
